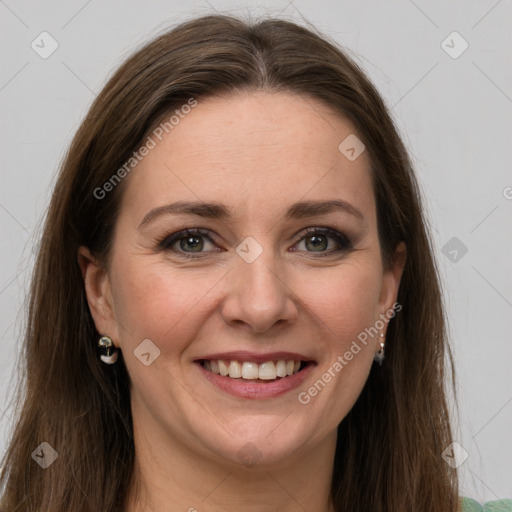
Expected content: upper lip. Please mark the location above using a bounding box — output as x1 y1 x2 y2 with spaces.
195 351 316 364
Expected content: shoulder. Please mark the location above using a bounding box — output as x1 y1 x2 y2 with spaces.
460 498 512 511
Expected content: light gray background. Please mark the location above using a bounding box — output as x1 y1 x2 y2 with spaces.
1 0 511 503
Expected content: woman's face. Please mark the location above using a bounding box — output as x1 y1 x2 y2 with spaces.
81 91 405 469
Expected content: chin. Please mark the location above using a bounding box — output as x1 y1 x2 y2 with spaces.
195 418 313 470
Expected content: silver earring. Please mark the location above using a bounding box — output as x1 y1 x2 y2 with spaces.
98 336 119 364
374 333 385 366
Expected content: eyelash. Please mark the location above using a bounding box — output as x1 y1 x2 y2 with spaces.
157 227 353 259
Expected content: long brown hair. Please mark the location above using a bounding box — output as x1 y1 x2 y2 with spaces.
0 14 459 511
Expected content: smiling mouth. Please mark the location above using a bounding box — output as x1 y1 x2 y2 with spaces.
199 359 312 382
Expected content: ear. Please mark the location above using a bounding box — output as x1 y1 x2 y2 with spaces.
77 246 120 346
378 241 406 325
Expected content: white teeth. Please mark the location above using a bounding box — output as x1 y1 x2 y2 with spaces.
228 361 242 378
276 360 287 377
258 362 277 380
218 360 229 376
241 362 259 379
202 359 305 380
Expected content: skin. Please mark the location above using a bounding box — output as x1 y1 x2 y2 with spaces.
79 91 406 512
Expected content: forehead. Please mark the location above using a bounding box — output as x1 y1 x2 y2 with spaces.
120 91 375 226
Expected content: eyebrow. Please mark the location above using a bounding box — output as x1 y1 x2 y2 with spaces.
138 199 366 229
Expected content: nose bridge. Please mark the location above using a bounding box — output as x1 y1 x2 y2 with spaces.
221 235 298 333
241 251 282 301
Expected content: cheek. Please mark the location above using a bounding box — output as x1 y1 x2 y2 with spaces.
110 257 218 347
298 260 382 348
290 261 383 434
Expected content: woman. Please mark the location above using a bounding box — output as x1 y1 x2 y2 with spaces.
0 13 506 512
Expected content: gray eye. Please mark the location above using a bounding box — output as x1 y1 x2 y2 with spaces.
304 234 329 252
180 235 204 252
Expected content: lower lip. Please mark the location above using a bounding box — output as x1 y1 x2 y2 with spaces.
195 362 315 399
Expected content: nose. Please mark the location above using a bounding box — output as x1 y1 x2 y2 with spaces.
220 250 299 334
